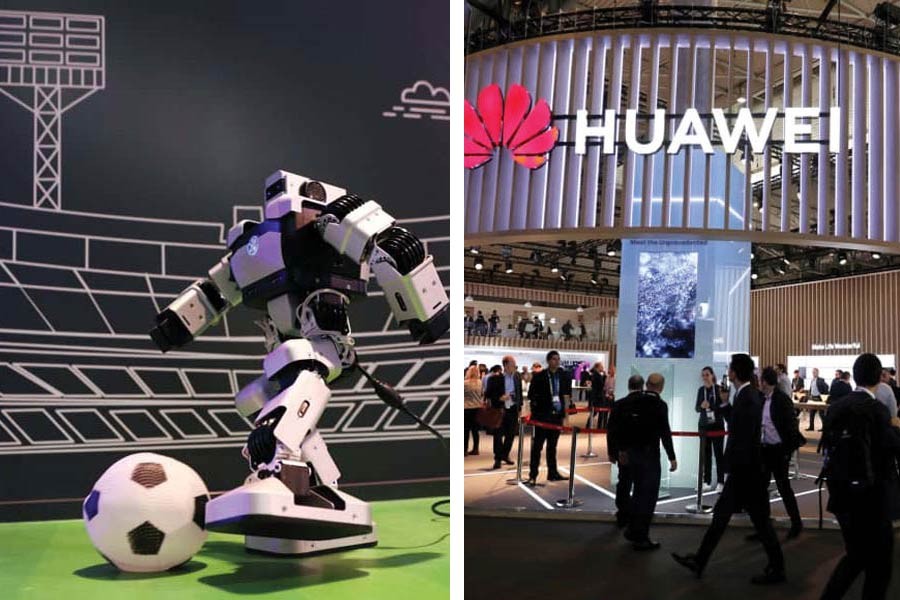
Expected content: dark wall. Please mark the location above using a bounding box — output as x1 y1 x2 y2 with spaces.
0 0 449 520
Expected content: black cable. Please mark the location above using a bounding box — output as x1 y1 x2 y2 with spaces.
430 499 450 517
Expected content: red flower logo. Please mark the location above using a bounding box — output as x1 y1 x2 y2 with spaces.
464 84 559 170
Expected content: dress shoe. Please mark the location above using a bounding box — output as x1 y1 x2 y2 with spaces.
547 473 569 481
671 553 703 578
632 539 661 551
491 461 502 470
787 523 803 539
467 450 480 456
750 567 786 585
524 477 537 487
502 456 515 465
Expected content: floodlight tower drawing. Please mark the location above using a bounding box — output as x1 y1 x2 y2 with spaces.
0 10 105 210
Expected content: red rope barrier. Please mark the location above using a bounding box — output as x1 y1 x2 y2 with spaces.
523 416 726 438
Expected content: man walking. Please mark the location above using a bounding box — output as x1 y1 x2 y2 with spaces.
608 373 676 551
672 353 786 585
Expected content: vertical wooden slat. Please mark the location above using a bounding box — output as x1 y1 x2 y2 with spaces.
544 38 573 229
642 35 660 228
494 46 524 232
527 41 557 229
851 51 867 239
781 42 793 233
835 47 850 238
622 36 642 228
663 37 678 227
817 46 832 236
510 43 541 231
563 37 590 229
868 54 883 241
799 43 812 235
602 35 625 228
582 35 608 229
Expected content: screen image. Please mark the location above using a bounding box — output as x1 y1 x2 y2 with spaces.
635 251 698 358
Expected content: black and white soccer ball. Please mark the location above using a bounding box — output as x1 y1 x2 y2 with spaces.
82 452 210 572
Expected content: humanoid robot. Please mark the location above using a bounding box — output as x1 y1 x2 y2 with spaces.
149 170 449 555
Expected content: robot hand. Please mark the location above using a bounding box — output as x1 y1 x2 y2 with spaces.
150 307 194 352
149 279 232 352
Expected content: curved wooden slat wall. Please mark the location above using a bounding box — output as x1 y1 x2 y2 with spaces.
465 29 900 251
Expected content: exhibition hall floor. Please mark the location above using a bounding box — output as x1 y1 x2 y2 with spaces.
465 516 898 600
0 497 449 600
465 422 833 528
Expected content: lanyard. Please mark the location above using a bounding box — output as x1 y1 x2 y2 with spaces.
550 372 559 396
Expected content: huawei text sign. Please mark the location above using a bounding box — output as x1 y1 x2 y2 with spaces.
575 107 843 155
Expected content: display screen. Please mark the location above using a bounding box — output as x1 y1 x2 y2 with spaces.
635 251 698 358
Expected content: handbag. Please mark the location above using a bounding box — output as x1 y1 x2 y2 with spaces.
476 402 503 430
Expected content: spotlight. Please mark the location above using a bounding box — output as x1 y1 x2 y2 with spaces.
469 246 479 255
559 272 567 281
504 261 514 274
590 272 599 285
524 300 533 308
750 252 755 260
464 295 473 302
782 257 791 265
606 240 621 256
576 305 584 313
838 252 848 265
737 96 746 104
872 252 881 260
550 263 559 273
751 271 758 280
474 257 484 270
775 266 786 275
549 317 557 325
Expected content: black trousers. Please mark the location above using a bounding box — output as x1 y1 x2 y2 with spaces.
585 406 609 430
822 504 894 600
464 408 480 453
701 432 725 486
625 446 662 541
493 407 519 461
761 443 801 526
695 469 784 573
806 403 823 430
615 462 634 523
529 425 561 479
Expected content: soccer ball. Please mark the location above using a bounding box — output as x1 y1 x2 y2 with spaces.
82 452 210 572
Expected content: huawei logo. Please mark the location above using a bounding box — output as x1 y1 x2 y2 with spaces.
464 84 558 170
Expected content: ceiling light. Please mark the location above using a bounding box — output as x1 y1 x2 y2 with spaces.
838 252 848 265
576 305 584 313
524 301 532 308
549 317 557 325
590 272 598 285
737 96 746 104
474 257 483 270
550 264 559 273
504 261 514 274
775 266 786 275
872 252 881 260
464 295 473 302
751 271 758 280
750 252 755 260
469 247 479 255
782 257 791 265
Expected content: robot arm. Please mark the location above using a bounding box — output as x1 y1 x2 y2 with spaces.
317 196 449 344
149 254 242 352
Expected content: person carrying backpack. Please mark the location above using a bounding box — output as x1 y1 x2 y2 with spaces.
819 353 900 600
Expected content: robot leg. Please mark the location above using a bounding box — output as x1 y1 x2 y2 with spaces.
205 365 375 555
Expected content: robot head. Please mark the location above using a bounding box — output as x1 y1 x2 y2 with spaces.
263 170 347 220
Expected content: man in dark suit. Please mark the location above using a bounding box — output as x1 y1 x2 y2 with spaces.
758 366 803 539
484 355 523 469
820 353 900 600
829 371 852 403
526 350 572 485
585 362 608 430
805 367 829 431
672 353 786 585
608 374 644 529
608 372 676 551
791 370 805 394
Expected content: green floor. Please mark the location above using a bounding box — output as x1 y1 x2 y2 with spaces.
0 497 449 599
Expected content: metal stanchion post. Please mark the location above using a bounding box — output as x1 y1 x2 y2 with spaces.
555 427 583 508
507 417 526 485
685 431 713 514
581 406 598 458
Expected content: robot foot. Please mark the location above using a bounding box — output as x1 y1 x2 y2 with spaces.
205 475 374 542
245 525 378 556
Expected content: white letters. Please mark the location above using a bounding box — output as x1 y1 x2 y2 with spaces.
625 109 665 155
667 109 713 154
783 107 819 153
575 109 616 154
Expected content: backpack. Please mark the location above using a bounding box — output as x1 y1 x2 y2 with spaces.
819 398 875 489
